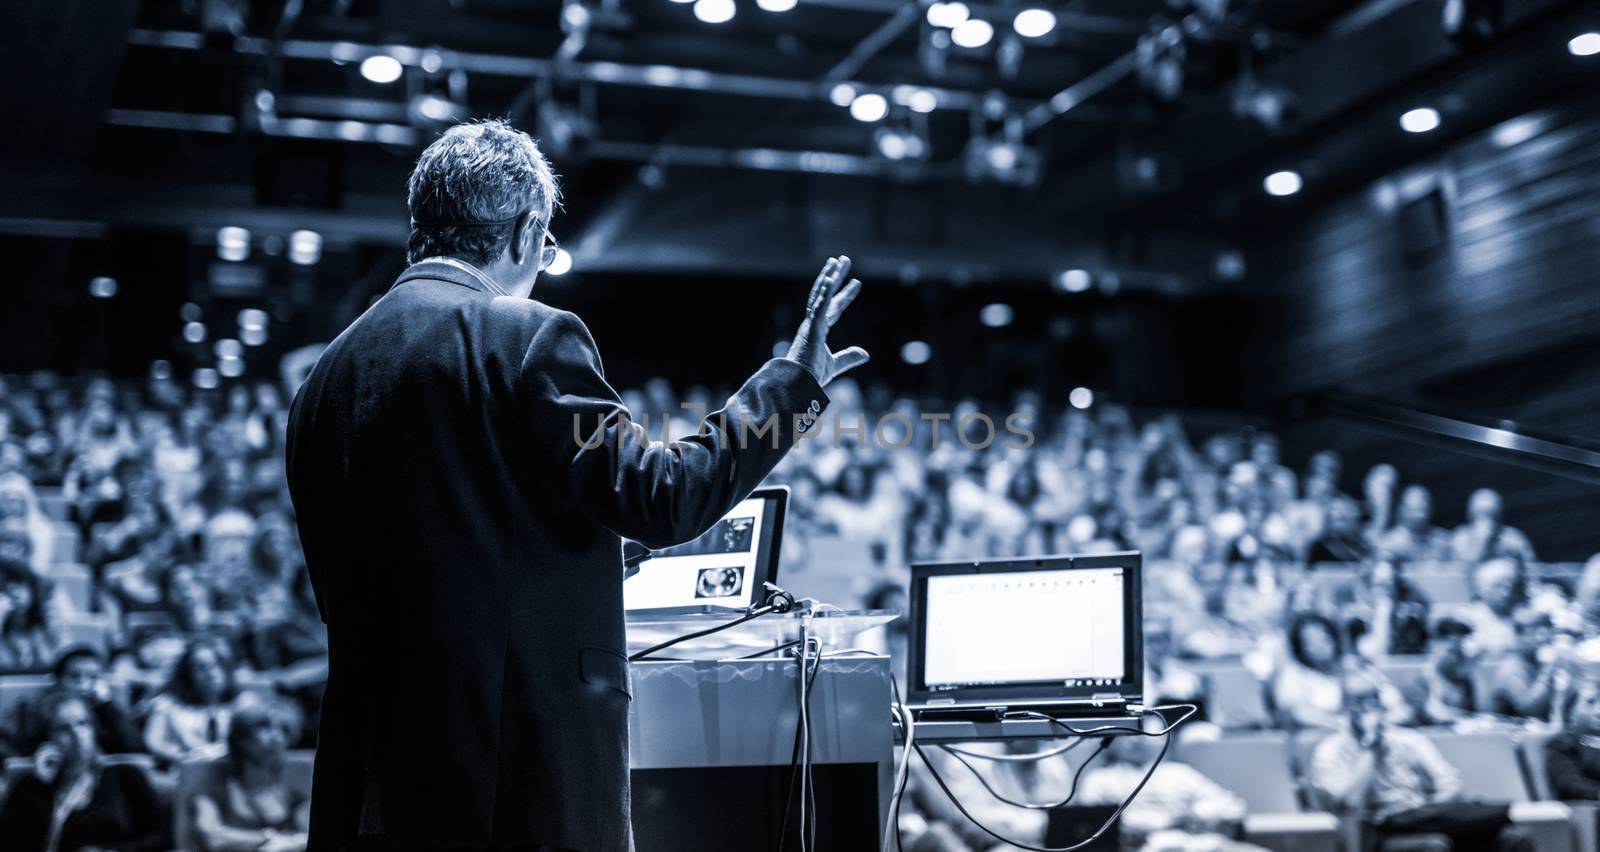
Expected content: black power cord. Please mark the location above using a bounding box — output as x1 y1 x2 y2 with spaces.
629 582 797 662
776 637 823 852
909 704 1198 852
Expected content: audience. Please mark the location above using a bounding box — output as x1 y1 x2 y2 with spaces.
0 369 1595 850
1544 681 1600 800
1078 727 1262 851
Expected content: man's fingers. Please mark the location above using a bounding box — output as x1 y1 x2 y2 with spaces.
827 256 852 301
825 279 862 329
831 346 870 377
806 257 837 316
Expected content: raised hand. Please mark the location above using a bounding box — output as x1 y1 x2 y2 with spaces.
785 255 869 387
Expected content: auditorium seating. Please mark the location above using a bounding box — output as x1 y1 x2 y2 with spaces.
1428 730 1573 852
1197 664 1273 730
1177 733 1340 852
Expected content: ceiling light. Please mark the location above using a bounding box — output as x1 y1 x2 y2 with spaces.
359 55 404 84
900 340 931 365
1057 269 1092 292
88 276 117 299
1400 107 1440 133
1569 32 1600 56
1013 8 1055 38
289 229 322 265
829 83 857 107
1069 387 1094 409
756 0 797 11
907 89 938 114
951 18 994 48
693 0 735 23
980 303 1014 327
926 2 968 28
849 93 888 122
1263 170 1302 196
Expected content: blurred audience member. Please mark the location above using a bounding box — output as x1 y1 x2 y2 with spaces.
1311 670 1532 852
0 556 56 671
6 645 142 758
0 693 171 851
1079 725 1260 852
190 703 310 852
1422 617 1480 724
1545 681 1600 800
1483 608 1573 722
1450 489 1536 565
143 636 239 766
1456 558 1524 655
1338 557 1432 656
1381 486 1452 564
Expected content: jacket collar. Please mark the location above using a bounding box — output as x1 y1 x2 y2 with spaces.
393 257 509 296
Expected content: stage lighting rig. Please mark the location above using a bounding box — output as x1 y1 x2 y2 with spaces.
1442 0 1505 45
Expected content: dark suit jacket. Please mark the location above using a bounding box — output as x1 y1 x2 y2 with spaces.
286 259 826 851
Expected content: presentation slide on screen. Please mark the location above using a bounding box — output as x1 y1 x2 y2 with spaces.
623 496 767 610
923 567 1126 688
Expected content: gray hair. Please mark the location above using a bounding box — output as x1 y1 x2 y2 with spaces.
406 118 561 265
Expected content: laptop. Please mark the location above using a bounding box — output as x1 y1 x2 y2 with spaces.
623 486 788 615
904 552 1144 719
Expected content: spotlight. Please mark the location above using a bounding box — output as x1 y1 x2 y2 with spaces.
562 2 591 28
1400 107 1440 133
907 89 938 114
215 339 244 359
88 276 117 299
1013 8 1055 38
756 0 797 11
183 322 207 344
359 55 404 84
1263 170 1302 196
1069 387 1094 409
693 0 735 23
829 83 857 107
980 303 1014 328
217 226 250 262
926 2 968 28
1570 32 1600 56
238 308 269 331
849 93 888 122
289 229 322 266
876 130 908 160
241 326 269 347
900 340 931 365
951 19 994 48
219 356 246 379
194 368 220 390
180 302 203 323
1057 269 1092 293
1490 115 1543 148
545 248 573 276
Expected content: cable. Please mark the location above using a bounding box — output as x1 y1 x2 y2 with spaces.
776 625 823 852
938 738 1110 810
738 639 800 660
908 704 1197 852
883 676 914 852
629 583 797 662
942 738 1086 763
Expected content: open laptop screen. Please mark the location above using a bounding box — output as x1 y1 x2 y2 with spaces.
908 553 1143 708
623 486 787 613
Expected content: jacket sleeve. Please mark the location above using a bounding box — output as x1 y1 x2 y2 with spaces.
1546 737 1600 800
519 309 828 549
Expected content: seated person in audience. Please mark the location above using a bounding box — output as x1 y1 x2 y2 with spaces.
1308 496 1369 563
1144 620 1202 708
1078 722 1263 852
1273 613 1407 730
0 555 56 671
1544 680 1600 800
1484 608 1574 722
1380 486 1453 564
190 704 309 852
202 509 258 613
1422 617 1480 724
1338 556 1432 656
0 692 171 851
1360 464 1399 547
6 645 143 758
1310 670 1533 852
1455 559 1524 655
1450 489 1536 565
0 470 55 568
143 635 240 766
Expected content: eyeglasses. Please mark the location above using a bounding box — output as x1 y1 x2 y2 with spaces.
537 230 562 272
